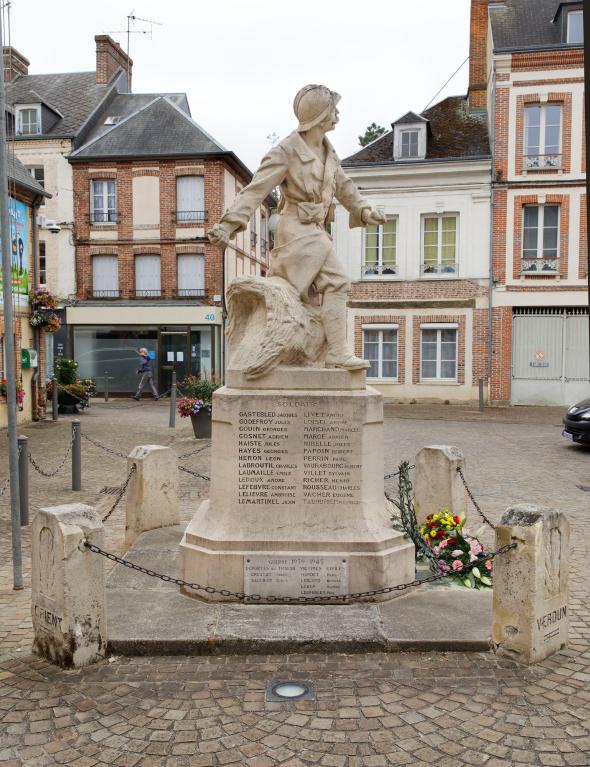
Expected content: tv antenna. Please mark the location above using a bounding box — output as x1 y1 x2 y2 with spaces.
105 10 162 88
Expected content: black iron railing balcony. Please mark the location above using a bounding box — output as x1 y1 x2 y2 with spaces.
174 210 207 224
90 289 120 299
174 288 207 298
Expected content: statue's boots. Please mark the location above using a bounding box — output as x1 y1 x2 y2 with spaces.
322 292 370 371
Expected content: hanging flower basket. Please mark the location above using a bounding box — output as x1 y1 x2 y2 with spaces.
29 288 61 333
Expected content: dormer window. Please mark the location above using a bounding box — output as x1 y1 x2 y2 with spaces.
401 130 419 158
16 105 41 135
392 112 428 161
567 10 583 43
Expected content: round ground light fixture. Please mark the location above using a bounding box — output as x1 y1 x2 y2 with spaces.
266 680 314 701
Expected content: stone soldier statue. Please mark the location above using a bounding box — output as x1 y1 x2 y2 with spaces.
208 84 386 371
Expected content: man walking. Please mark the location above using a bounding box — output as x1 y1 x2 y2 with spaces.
132 347 159 400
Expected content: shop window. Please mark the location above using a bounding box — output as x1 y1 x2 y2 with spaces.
420 326 457 381
362 326 398 379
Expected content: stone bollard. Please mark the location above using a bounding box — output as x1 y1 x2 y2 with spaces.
31 503 106 668
414 445 467 525
125 445 179 546
492 504 570 665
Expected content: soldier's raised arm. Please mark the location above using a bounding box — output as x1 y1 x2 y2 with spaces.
208 145 288 247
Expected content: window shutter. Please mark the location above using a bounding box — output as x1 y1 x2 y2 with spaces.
92 255 118 293
135 255 161 294
176 177 205 220
177 254 205 294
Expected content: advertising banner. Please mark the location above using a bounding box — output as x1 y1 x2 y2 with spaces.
0 197 29 305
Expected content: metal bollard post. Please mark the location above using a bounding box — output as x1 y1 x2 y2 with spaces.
17 435 29 526
104 371 109 403
72 420 82 491
479 378 484 412
52 377 58 421
169 371 177 428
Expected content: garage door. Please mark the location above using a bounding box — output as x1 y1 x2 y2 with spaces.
512 308 589 405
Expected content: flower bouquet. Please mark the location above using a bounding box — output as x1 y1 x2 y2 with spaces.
177 398 212 417
420 509 493 589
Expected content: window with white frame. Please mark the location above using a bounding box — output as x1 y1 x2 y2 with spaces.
27 166 44 188
177 254 205 296
92 255 119 297
363 217 397 277
135 255 161 297
16 105 41 135
362 325 398 379
522 204 559 273
91 180 117 223
524 104 562 169
567 10 583 43
422 214 457 275
176 176 205 223
420 325 458 381
400 130 419 158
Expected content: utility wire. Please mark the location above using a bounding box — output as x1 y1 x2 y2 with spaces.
423 55 469 112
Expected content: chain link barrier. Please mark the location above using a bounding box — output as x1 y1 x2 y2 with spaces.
28 425 77 478
384 464 415 481
178 464 210 481
456 467 496 530
84 539 516 603
178 442 211 460
101 465 136 523
81 432 128 459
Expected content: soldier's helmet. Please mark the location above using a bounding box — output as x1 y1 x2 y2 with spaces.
293 84 341 132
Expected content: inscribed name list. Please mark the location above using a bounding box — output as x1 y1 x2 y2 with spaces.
236 399 362 508
244 555 349 600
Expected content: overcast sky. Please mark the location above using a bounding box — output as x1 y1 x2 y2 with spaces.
7 0 472 170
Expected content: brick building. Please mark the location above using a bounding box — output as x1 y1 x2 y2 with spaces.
336 97 491 402
7 35 272 394
67 86 272 394
482 0 588 404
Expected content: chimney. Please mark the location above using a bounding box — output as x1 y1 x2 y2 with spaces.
95 35 133 90
467 0 491 112
3 46 29 82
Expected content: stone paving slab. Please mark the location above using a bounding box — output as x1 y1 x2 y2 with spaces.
107 525 492 655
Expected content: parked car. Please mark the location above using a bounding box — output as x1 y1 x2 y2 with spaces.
562 397 590 445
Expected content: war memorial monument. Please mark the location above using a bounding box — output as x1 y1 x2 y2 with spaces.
180 85 415 600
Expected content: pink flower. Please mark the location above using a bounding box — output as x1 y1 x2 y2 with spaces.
485 561 493 571
452 560 463 571
469 540 483 555
438 539 449 550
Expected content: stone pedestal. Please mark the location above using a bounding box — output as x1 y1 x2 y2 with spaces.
180 368 414 602
125 445 179 546
31 503 106 668
492 504 570 665
414 445 467 525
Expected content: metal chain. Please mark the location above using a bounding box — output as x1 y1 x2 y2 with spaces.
384 463 415 481
178 464 210 481
28 426 76 478
82 432 128 459
0 474 10 497
84 540 516 603
101 465 136 523
456 467 496 530
178 442 211 460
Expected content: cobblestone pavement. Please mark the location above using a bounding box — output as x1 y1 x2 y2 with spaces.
1 401 589 766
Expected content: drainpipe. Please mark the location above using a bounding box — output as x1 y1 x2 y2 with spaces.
31 195 44 420
487 60 497 398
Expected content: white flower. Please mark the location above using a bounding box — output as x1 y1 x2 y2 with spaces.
451 550 463 557
469 553 478 563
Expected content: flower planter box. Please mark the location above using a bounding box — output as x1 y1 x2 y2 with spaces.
189 410 212 439
58 391 80 415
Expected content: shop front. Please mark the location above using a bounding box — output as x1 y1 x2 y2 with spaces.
66 305 222 395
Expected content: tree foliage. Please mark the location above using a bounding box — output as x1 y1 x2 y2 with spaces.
358 122 387 147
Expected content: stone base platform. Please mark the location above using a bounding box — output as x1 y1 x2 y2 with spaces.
106 526 492 655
